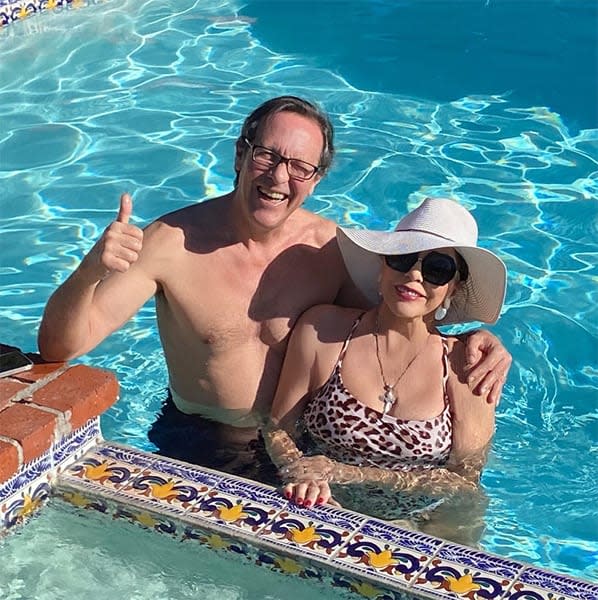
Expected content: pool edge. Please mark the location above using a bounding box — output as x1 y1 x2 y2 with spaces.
1 348 595 599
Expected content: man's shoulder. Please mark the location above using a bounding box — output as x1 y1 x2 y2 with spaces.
293 208 337 241
145 196 231 245
155 195 227 226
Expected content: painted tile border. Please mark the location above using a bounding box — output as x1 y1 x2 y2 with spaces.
0 417 101 528
1 418 595 598
0 0 105 29
50 440 597 600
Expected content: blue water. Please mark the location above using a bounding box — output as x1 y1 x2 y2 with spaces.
0 0 597 581
0 498 352 600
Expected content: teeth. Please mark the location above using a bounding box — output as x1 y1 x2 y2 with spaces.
399 287 421 298
259 187 285 202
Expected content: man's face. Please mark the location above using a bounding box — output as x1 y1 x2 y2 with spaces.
235 111 324 232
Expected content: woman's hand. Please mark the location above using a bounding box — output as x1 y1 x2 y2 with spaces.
464 329 511 405
279 455 340 506
279 455 336 482
282 479 341 508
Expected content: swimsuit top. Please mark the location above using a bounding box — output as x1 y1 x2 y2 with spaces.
303 314 453 471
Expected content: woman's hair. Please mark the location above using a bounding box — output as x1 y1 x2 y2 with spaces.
238 96 335 175
455 252 469 282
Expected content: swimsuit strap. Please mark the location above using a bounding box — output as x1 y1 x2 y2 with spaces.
440 336 450 406
336 312 367 367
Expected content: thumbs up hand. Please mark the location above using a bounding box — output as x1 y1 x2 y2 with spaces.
116 192 133 225
82 193 144 280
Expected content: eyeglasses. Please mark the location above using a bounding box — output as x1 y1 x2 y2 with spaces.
243 137 320 181
384 251 459 286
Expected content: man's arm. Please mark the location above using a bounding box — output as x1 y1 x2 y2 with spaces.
462 329 512 405
38 193 157 361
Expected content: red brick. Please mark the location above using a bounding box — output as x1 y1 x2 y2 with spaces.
0 379 28 409
15 359 67 384
0 404 56 463
0 440 19 483
31 364 119 430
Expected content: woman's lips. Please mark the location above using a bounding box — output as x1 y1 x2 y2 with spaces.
395 284 425 301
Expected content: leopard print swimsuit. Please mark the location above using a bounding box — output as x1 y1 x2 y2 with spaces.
303 314 452 471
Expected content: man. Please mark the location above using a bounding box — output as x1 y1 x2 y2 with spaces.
38 96 510 482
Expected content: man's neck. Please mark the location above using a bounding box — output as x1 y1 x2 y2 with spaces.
228 191 303 248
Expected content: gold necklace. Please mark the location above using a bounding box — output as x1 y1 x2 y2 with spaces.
374 310 430 416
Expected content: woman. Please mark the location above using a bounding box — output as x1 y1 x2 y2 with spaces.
264 197 507 536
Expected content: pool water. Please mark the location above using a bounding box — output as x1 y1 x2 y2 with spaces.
0 0 597 581
0 499 352 600
247 0 598 133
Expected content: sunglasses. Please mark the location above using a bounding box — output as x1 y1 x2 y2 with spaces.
384 251 460 286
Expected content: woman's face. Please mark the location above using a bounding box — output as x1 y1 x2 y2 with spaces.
378 248 462 322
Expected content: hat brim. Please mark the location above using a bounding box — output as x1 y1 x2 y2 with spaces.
337 227 506 325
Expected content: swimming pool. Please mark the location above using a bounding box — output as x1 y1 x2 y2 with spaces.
2 496 355 599
1 0 596 582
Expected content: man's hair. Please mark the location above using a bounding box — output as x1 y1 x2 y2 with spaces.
239 96 335 175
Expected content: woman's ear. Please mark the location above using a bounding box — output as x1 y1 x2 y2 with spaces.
447 276 462 297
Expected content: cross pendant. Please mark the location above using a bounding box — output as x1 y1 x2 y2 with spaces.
381 385 396 416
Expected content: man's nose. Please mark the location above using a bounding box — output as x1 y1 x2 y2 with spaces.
269 159 290 183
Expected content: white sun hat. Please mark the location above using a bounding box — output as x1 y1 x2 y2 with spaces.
336 197 507 325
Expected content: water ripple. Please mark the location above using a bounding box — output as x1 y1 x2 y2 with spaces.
0 0 596 579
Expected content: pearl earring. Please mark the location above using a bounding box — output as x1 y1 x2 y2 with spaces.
435 298 451 321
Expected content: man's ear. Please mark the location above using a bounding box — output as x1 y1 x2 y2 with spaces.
306 172 324 195
234 137 247 173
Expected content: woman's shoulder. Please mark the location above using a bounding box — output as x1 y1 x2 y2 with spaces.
443 334 493 407
299 304 365 328
293 305 367 349
442 335 468 382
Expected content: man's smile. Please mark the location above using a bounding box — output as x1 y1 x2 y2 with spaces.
257 186 286 203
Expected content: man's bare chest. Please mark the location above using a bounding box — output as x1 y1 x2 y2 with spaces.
158 249 340 350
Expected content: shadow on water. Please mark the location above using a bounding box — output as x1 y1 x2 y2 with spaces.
245 0 598 132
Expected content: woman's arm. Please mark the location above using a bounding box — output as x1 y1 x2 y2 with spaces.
262 425 304 470
263 305 337 470
446 336 497 471
282 454 481 498
266 308 320 423
262 310 343 508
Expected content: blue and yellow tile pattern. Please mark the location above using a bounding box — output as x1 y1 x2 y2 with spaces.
2 413 596 599
53 440 597 600
0 0 103 28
